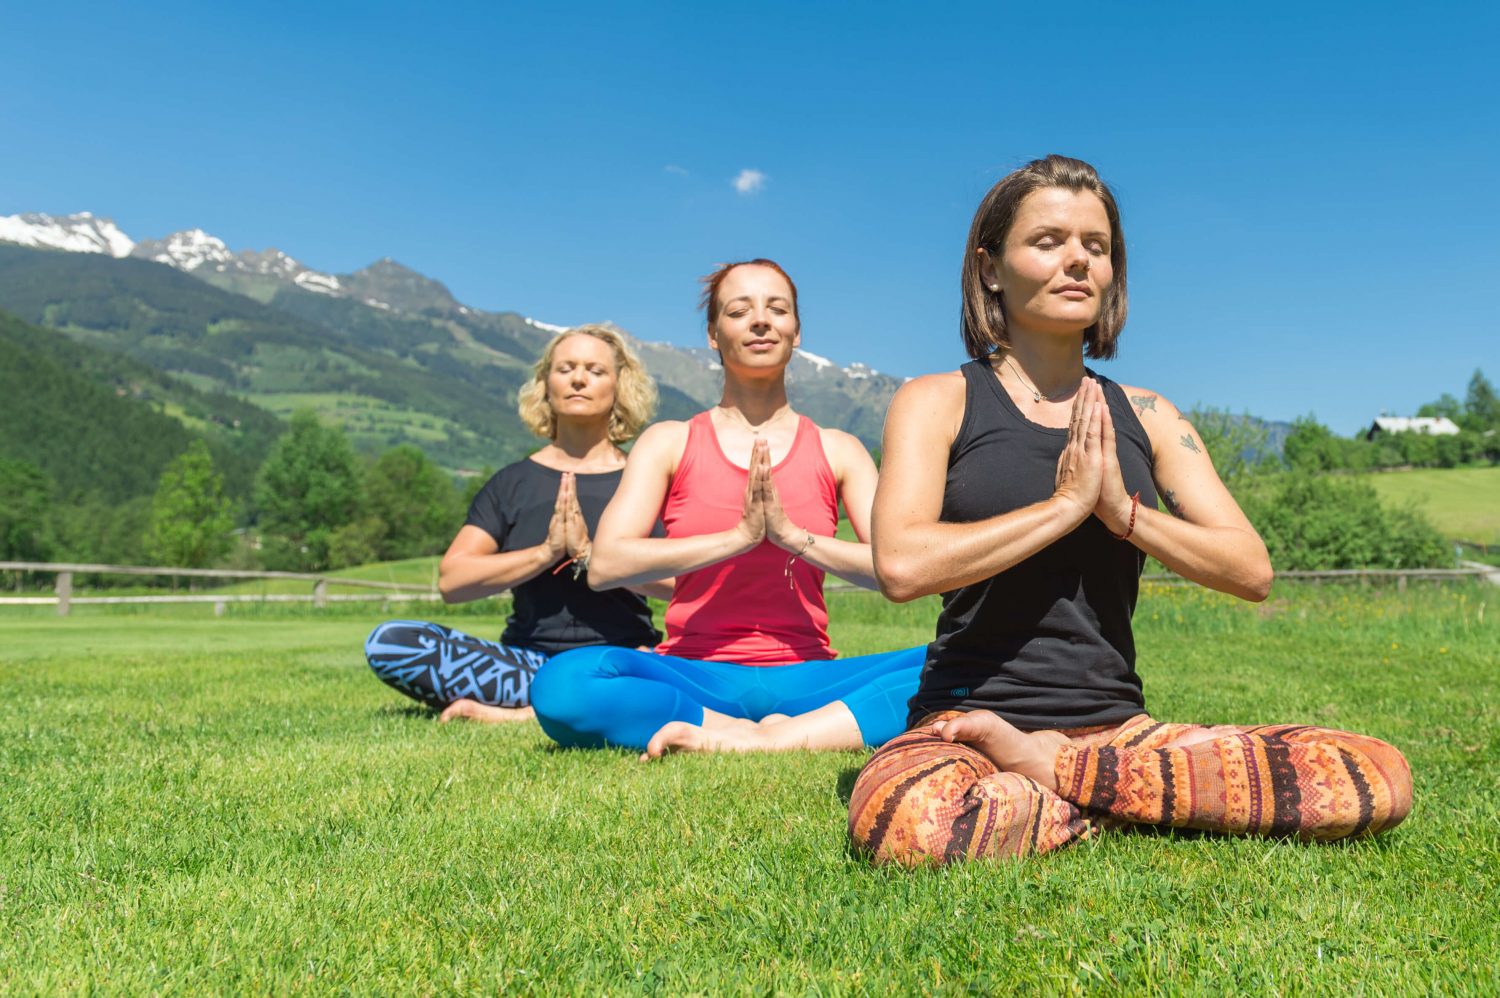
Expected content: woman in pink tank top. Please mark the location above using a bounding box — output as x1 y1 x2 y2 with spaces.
529 260 925 756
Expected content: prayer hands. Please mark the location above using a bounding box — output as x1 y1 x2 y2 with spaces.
734 438 806 552
546 473 592 562
1053 379 1105 520
1052 380 1134 535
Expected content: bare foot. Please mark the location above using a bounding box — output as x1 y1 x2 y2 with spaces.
927 710 1069 792
1163 724 1242 749
641 720 769 760
438 699 537 724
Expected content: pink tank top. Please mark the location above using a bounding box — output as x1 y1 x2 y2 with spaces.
656 411 840 665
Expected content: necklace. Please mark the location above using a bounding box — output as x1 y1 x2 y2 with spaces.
1004 357 1079 404
718 404 791 435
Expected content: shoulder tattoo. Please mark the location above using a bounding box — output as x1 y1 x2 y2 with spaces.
1179 434 1201 454
1130 394 1157 416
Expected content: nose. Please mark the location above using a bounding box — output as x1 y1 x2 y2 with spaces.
1063 237 1091 274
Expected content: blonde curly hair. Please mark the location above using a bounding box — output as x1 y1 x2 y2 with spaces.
517 324 657 444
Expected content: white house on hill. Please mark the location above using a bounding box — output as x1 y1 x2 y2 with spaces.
1364 416 1461 441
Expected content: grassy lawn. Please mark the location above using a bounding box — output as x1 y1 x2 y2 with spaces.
1365 466 1500 545
2 584 1496 992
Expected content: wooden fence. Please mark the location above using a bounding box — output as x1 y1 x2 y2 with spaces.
1 561 1493 617
0 561 442 616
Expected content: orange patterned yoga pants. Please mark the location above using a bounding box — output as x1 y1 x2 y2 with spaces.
848 712 1413 866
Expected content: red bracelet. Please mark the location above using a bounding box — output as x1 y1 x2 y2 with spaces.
1111 491 1141 540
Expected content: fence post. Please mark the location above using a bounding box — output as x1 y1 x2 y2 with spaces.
55 571 73 617
1397 574 1408 593
314 579 328 609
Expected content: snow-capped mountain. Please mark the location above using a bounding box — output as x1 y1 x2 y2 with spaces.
132 229 235 271
0 211 135 257
0 210 904 439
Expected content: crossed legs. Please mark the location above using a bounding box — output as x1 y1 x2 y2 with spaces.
849 710 1414 866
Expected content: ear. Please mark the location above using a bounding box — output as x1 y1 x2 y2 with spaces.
975 247 1001 292
706 324 719 352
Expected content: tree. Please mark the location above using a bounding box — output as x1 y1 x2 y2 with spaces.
254 411 363 572
1282 416 1345 472
0 458 53 561
146 440 234 568
1238 473 1449 570
1417 392 1464 421
364 445 461 561
1465 369 1499 432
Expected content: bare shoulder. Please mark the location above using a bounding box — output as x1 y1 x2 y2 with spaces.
891 370 967 410
1114 382 1185 422
1113 383 1214 459
816 425 878 473
885 370 968 445
630 419 690 456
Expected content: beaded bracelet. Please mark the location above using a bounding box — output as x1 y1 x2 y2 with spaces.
1111 491 1141 541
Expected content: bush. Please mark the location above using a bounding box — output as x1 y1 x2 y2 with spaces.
1238 473 1450 570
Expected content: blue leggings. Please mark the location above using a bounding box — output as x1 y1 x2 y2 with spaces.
365 620 551 709
531 646 926 751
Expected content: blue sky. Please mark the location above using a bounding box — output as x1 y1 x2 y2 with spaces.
2 1 1495 434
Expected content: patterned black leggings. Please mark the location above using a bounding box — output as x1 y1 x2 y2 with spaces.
364 620 549 709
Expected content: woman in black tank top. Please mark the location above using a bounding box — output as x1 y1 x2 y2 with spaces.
847 156 1412 866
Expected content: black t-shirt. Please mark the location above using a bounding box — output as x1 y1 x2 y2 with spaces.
465 459 661 655
908 362 1158 730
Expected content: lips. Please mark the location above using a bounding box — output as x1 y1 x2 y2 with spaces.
1053 283 1092 297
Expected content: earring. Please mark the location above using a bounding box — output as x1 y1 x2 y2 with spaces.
989 284 999 292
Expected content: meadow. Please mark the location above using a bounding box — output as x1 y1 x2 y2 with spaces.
2 583 1496 993
1364 466 1500 547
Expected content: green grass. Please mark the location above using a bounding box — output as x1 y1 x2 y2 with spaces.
2 584 1497 992
1365 466 1500 545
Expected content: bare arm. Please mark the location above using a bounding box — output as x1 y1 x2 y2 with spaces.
587 422 763 591
872 374 1107 602
1094 390 1273 602
762 429 880 589
438 523 562 605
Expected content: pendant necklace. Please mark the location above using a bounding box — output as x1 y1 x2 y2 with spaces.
1005 357 1079 404
719 405 790 435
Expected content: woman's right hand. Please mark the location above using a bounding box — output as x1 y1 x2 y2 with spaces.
1053 378 1105 520
544 473 573 560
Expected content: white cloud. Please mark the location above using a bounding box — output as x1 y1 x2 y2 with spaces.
732 169 767 195
664 164 690 176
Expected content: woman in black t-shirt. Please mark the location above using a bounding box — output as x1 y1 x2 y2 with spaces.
365 324 667 722
848 155 1412 865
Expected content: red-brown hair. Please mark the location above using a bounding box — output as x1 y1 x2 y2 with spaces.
698 258 800 329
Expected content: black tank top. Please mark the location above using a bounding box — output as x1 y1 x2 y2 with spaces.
907 360 1158 730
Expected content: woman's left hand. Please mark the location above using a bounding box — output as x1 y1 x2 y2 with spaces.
1093 401 1134 535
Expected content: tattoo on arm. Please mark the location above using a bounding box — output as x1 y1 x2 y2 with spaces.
1179 434 1201 454
1130 394 1157 416
1163 489 1186 519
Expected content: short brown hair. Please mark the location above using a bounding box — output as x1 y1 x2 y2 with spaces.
517 324 657 444
698 258 800 329
960 155 1128 360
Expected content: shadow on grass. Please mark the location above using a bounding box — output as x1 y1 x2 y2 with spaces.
376 703 440 721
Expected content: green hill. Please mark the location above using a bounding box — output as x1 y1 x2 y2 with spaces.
0 308 280 502
0 246 704 471
0 246 531 469
1364 466 1500 545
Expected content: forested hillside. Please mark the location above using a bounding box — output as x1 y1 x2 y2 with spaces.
0 246 702 471
0 309 279 501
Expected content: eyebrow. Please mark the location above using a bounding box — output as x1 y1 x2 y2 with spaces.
723 294 792 306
